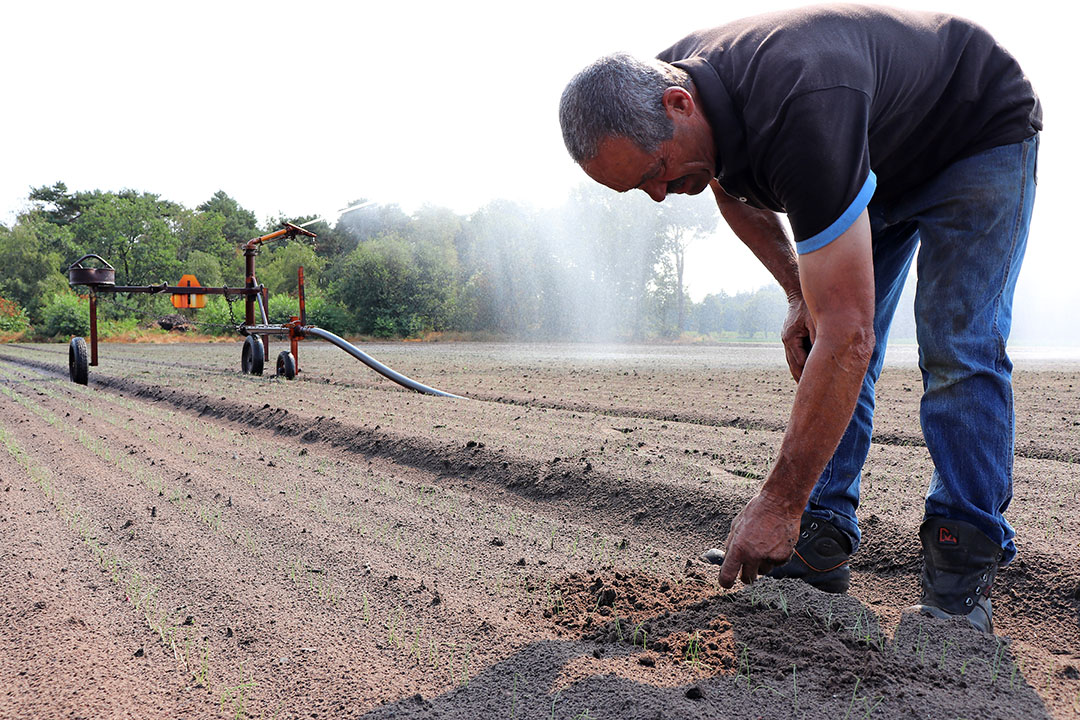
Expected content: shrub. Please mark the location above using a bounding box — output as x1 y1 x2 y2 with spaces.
39 292 89 339
99 316 142 339
0 296 30 335
266 292 357 336
304 295 356 336
267 294 300 324
183 296 242 336
372 316 397 338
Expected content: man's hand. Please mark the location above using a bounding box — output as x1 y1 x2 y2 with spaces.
781 295 815 382
718 493 801 588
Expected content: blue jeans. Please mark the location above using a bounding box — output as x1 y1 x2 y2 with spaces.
806 135 1038 566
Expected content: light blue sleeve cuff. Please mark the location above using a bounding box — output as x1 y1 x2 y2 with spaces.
795 171 877 255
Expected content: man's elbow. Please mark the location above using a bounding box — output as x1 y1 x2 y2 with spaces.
818 317 874 375
848 324 875 373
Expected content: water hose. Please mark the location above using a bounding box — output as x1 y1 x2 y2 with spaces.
301 326 462 399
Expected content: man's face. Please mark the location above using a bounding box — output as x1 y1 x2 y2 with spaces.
581 87 716 202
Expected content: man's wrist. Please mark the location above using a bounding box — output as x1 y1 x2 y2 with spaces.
757 482 807 520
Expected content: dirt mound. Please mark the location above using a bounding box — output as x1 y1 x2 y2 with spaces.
539 569 1050 719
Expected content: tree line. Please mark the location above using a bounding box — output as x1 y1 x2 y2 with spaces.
0 182 789 342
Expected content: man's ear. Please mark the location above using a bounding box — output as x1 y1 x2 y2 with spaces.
661 86 695 117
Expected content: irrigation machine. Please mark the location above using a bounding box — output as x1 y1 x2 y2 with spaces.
66 222 459 398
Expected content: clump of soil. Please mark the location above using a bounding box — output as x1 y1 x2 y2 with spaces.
545 572 1050 718
156 314 192 332
549 565 718 626
547 565 731 668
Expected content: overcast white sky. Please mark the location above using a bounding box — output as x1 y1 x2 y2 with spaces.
1 1 1074 332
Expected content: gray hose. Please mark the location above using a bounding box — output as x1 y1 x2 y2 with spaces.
301 326 462 399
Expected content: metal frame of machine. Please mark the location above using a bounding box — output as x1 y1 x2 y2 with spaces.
66 223 459 398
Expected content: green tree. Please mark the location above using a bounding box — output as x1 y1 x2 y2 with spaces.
737 286 787 338
332 219 460 337
0 216 72 322
24 183 88 263
334 234 417 336
655 194 719 334
261 241 326 296
196 191 259 246
335 201 410 255
697 291 733 335
175 207 232 265
28 182 94 227
407 206 463 330
71 190 183 284
183 250 224 288
558 183 670 339
463 200 557 336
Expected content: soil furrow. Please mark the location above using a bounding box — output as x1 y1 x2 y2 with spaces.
0 434 223 720
4 351 1077 638
4 344 1076 464
0 378 481 714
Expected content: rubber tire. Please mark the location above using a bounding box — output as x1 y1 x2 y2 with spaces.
276 351 296 380
241 335 264 375
69 337 89 385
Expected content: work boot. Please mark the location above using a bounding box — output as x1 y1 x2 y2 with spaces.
766 512 852 593
908 516 1003 633
700 511 852 593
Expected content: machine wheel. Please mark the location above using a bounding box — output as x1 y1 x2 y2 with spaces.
276 351 296 380
241 335 264 375
69 337 89 385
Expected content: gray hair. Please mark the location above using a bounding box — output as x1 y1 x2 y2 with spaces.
559 52 691 164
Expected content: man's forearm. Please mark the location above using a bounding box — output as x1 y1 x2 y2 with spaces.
762 323 873 513
761 211 876 515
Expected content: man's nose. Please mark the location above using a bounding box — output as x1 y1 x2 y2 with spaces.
643 182 667 202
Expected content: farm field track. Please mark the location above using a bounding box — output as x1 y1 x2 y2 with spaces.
0 340 1077 720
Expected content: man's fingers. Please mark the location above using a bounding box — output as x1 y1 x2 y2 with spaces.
739 561 759 586
784 343 804 382
718 549 741 589
720 547 766 588
782 333 810 383
717 551 785 588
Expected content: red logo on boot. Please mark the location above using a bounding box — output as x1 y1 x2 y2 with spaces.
939 527 959 545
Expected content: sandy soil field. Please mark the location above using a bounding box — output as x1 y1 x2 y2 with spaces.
0 340 1077 720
